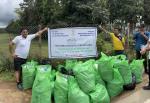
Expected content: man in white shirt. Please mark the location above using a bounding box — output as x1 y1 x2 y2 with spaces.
9 27 48 90
140 37 150 90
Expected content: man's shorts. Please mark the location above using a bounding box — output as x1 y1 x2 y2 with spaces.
14 57 27 71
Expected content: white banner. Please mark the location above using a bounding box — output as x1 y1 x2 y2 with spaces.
48 27 97 58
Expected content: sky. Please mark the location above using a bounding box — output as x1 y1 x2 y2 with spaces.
0 0 23 28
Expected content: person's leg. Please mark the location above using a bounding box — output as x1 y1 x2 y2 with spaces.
143 59 150 90
147 59 150 86
14 58 21 83
142 53 148 73
19 59 27 83
15 71 20 83
14 58 23 90
14 58 26 90
136 51 141 59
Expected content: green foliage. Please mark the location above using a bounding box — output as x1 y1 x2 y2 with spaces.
6 0 145 32
5 20 21 33
0 52 13 73
144 0 150 24
108 0 144 23
10 0 110 26
97 33 113 55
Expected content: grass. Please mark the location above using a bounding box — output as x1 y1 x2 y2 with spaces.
0 71 14 82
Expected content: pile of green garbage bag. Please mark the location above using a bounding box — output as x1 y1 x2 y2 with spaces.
28 52 144 103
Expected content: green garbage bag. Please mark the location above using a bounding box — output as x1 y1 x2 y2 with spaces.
54 73 68 103
65 59 77 70
31 65 52 103
94 63 105 86
22 61 37 90
68 77 90 103
107 69 124 97
73 59 96 94
114 60 132 85
97 53 114 82
90 84 110 103
130 59 144 83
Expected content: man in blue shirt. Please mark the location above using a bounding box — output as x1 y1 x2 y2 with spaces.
133 24 150 74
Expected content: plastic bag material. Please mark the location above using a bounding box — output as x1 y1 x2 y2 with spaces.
31 65 52 103
50 70 56 81
90 84 110 103
130 59 144 83
114 60 132 85
97 53 114 82
123 73 136 90
73 59 96 94
65 59 78 70
106 69 124 97
68 77 90 103
22 61 37 90
54 73 68 103
94 63 105 86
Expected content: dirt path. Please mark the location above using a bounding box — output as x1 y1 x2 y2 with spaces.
0 81 31 103
0 74 149 103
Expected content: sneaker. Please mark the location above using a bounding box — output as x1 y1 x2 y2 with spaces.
17 83 23 91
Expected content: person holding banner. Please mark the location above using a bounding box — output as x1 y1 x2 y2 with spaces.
99 25 125 55
9 27 48 90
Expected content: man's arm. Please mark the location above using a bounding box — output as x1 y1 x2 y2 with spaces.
99 25 110 34
9 41 17 58
140 32 149 41
140 41 150 54
35 27 48 37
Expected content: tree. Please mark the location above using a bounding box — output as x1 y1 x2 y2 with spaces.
108 0 144 23
144 0 150 24
13 0 110 26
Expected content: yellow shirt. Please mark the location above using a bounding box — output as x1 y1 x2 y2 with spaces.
110 33 125 50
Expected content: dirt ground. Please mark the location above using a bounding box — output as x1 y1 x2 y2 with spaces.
112 74 149 103
0 74 149 103
0 81 31 103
